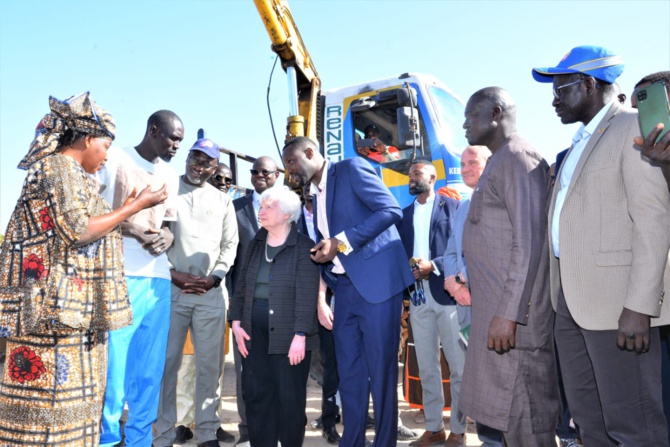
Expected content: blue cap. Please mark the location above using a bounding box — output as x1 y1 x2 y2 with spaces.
189 138 220 160
532 45 624 83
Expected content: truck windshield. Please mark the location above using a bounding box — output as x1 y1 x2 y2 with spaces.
428 86 468 160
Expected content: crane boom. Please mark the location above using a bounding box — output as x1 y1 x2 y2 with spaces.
254 0 321 143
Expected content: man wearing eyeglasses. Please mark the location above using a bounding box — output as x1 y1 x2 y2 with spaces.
154 138 239 447
534 46 670 446
226 155 281 447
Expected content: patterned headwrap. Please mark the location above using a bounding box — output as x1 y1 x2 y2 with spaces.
18 92 115 170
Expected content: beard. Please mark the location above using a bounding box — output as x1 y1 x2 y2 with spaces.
409 179 430 196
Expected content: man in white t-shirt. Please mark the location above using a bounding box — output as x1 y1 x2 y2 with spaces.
97 110 184 447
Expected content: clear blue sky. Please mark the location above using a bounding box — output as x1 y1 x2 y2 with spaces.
1 0 669 231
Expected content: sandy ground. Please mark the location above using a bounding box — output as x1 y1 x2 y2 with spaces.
0 342 563 446
180 352 485 447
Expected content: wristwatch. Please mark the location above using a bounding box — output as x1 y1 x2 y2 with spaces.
211 275 223 288
455 273 467 285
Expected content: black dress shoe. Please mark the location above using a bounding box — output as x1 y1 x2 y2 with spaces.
174 425 194 445
197 441 220 447
216 427 235 443
322 426 341 445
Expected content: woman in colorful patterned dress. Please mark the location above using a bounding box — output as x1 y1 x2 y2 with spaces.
0 93 167 446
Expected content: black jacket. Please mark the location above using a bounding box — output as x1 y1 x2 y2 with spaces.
230 224 320 354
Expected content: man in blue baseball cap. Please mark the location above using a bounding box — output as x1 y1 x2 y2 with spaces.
154 138 240 447
535 46 670 446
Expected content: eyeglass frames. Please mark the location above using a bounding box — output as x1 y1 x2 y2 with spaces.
553 78 586 99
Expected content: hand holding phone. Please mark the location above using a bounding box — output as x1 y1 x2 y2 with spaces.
635 82 670 144
357 138 377 149
633 82 670 171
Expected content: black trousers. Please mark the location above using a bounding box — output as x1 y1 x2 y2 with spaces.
242 300 311 447
555 292 669 446
661 325 670 446
318 319 340 429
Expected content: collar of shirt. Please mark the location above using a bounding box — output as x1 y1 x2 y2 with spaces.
303 204 313 220
414 193 435 208
252 190 261 207
552 100 614 257
571 100 614 146
310 160 329 197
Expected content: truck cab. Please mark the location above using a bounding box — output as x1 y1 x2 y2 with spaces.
321 73 470 207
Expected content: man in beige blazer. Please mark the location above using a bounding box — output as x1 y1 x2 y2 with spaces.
534 46 670 446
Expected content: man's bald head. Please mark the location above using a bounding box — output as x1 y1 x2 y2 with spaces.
462 145 492 161
469 87 517 121
464 87 517 152
460 145 491 189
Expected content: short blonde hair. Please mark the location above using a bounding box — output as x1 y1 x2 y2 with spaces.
260 185 302 223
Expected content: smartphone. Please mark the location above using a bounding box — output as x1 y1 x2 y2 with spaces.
357 138 376 149
634 81 670 143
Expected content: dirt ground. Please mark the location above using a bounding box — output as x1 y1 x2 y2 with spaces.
0 342 562 446
183 351 485 447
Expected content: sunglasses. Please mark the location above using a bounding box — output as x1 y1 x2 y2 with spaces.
213 174 233 184
250 169 277 176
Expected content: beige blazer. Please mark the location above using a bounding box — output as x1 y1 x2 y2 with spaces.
548 103 670 330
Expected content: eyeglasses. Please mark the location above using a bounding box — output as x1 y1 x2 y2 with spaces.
553 79 586 99
187 156 218 168
213 174 233 184
250 169 277 176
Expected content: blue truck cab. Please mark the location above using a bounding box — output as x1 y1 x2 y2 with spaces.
320 73 470 207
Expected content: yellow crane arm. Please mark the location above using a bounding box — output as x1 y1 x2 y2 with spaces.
254 0 321 142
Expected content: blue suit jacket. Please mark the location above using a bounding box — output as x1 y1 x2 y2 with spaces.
397 194 459 305
443 199 470 281
315 158 414 303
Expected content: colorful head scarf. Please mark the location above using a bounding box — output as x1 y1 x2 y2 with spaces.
18 92 115 170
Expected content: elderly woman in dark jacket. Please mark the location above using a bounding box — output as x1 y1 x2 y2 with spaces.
230 185 319 447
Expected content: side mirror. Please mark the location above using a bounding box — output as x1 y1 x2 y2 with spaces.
397 106 420 149
397 87 418 107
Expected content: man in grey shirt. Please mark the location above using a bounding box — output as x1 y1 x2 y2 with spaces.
154 138 239 447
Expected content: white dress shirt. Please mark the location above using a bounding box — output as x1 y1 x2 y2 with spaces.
310 161 351 274
552 101 614 257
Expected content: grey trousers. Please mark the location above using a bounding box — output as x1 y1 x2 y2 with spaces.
410 298 467 434
232 330 249 437
154 287 226 446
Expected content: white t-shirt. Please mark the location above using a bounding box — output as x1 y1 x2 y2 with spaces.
95 146 179 279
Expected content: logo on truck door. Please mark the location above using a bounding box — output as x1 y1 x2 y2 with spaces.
325 105 343 162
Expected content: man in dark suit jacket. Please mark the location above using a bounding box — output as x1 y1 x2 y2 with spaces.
396 159 466 447
282 137 414 447
226 155 280 447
